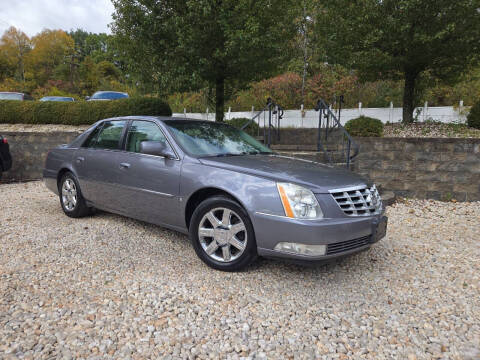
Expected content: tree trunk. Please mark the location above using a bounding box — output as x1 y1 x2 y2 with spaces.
215 76 225 122
402 71 417 124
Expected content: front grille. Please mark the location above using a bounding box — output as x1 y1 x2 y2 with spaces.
330 185 382 216
326 236 370 255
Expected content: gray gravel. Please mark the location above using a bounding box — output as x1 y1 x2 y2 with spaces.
0 181 479 359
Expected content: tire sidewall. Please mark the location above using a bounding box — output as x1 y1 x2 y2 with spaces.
189 196 257 271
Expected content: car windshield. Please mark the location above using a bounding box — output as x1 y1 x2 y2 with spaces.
92 92 128 100
0 93 23 100
40 96 74 102
165 120 273 157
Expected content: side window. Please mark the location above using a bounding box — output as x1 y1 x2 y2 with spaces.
92 121 126 150
82 124 104 148
126 121 168 153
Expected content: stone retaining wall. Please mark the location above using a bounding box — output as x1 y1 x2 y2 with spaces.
1 131 479 201
274 137 480 202
1 132 80 181
353 138 480 201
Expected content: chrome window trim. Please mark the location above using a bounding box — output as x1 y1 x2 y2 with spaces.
82 120 127 150
79 119 181 161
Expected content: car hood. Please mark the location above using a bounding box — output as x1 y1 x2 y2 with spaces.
199 154 369 193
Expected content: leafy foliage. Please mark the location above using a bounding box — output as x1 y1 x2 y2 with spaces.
0 98 171 125
467 101 480 130
0 27 31 83
316 0 480 123
344 116 384 137
0 26 131 98
111 0 296 121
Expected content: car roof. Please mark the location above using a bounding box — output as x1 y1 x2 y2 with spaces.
100 116 214 123
93 91 128 95
41 96 72 98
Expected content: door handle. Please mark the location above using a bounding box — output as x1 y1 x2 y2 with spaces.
119 162 131 169
76 156 85 163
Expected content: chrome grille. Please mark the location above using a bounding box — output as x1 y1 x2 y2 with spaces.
330 185 382 216
326 236 371 255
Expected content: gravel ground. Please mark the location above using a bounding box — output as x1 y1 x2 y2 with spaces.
0 181 479 359
0 124 88 133
384 123 480 138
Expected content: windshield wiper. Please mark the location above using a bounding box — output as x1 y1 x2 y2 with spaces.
248 151 273 155
214 152 247 157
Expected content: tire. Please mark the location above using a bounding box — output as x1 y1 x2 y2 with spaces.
59 172 92 218
189 196 258 271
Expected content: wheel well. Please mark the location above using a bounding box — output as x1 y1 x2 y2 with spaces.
56 168 71 190
184 187 239 229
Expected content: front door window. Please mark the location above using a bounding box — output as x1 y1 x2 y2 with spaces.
126 120 168 153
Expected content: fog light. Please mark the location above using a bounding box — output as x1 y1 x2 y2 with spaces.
274 242 327 256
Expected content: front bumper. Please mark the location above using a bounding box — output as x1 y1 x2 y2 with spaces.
253 211 387 261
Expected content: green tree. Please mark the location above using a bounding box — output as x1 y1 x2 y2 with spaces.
316 0 480 123
112 0 295 121
0 27 31 84
27 29 75 87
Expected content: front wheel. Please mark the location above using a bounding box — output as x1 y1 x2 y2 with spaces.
59 172 92 218
189 196 257 271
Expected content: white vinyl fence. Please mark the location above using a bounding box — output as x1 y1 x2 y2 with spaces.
173 102 469 128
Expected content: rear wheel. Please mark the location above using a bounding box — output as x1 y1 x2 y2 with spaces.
59 172 92 218
189 196 257 271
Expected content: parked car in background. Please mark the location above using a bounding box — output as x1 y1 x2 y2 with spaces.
40 96 75 102
0 135 12 180
0 92 34 101
44 117 387 271
86 91 129 101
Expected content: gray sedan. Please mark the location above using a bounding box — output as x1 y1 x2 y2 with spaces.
44 116 387 271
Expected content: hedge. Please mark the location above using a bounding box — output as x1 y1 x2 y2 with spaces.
344 116 384 137
0 98 172 125
467 100 480 130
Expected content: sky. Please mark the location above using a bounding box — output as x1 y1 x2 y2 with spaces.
0 0 115 37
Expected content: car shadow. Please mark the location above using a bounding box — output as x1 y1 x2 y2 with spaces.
92 209 390 279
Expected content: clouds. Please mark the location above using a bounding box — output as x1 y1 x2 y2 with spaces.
0 0 115 37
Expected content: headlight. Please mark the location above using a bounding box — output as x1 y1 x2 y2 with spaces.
276 182 323 219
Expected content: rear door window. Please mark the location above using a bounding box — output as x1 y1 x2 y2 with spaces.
85 121 126 150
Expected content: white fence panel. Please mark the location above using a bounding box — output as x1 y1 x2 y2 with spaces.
172 105 468 127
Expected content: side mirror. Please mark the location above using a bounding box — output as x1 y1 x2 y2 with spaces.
139 141 175 159
85 96 91 100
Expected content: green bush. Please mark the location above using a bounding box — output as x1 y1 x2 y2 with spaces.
225 117 260 136
344 116 384 137
0 98 171 125
467 101 480 129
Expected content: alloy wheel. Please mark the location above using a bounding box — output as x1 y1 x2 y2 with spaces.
198 207 247 262
61 178 77 211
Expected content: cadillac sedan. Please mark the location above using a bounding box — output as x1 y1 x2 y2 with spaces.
43 116 387 271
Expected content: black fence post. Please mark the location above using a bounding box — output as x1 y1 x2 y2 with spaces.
315 100 322 152
338 94 344 125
